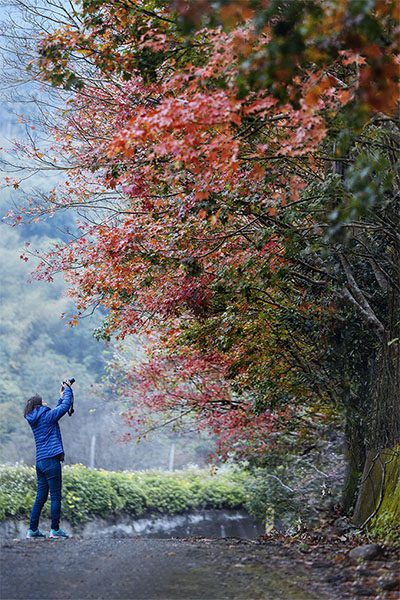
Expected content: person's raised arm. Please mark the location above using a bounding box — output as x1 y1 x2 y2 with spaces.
55 387 64 407
45 385 73 424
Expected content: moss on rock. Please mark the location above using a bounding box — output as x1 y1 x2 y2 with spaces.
369 445 400 547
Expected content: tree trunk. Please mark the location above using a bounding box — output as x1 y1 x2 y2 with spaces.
352 285 400 537
342 373 370 514
342 413 367 515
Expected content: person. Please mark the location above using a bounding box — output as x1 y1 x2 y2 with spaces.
24 380 74 539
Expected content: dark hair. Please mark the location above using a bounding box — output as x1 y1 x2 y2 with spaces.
24 395 43 418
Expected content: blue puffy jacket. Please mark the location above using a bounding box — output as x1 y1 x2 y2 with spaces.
25 386 73 463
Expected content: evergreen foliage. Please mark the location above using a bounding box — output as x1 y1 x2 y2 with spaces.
0 465 249 526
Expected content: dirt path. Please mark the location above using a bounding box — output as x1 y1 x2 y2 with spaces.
2 535 399 600
1 536 340 600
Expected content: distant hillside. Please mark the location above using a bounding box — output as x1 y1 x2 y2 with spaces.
0 87 214 470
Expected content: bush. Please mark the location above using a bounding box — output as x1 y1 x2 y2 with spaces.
186 477 247 509
135 474 192 514
0 465 36 521
106 472 147 515
0 464 250 525
243 443 344 532
62 465 121 525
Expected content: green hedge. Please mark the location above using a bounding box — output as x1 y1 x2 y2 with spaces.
0 464 250 526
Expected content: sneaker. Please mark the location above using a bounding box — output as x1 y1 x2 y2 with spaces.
26 528 46 539
49 528 69 539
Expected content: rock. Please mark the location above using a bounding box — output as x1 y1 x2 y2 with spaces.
377 575 399 591
326 573 347 584
240 556 254 563
333 517 353 534
313 561 330 569
349 544 382 561
111 530 130 539
351 582 375 596
355 564 370 577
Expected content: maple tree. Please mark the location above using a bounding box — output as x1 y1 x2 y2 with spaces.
5 0 399 518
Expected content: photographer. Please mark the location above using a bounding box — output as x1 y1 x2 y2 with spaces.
24 379 74 539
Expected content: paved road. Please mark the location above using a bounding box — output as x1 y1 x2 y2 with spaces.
0 536 332 600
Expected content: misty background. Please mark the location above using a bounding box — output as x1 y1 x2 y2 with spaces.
0 85 214 472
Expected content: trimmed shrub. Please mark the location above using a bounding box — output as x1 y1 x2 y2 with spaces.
186 477 247 509
0 464 250 525
134 474 193 514
106 472 148 515
62 465 121 525
0 465 36 521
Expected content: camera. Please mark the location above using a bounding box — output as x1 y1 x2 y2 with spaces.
62 378 75 416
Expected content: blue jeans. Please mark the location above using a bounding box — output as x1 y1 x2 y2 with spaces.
30 457 62 531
